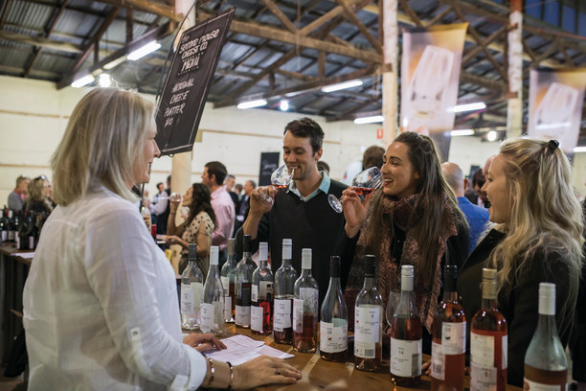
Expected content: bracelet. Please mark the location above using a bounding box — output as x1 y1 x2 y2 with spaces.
207 357 215 387
226 361 234 391
170 212 176 215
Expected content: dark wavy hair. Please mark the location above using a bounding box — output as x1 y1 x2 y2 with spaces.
186 183 217 228
364 132 466 289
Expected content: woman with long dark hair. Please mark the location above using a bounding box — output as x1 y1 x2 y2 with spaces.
167 183 217 275
342 131 469 353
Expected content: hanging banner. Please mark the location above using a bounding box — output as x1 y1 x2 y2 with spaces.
527 67 586 154
155 9 234 156
400 23 468 135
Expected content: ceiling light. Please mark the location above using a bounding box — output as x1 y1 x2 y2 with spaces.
71 75 95 88
321 80 363 93
279 99 289 111
98 74 111 88
452 102 487 113
127 41 161 61
237 99 267 109
451 129 475 137
487 130 498 142
104 56 126 69
573 146 586 153
354 115 384 125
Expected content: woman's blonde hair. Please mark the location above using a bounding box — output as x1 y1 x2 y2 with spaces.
489 138 584 331
51 88 155 206
27 177 48 202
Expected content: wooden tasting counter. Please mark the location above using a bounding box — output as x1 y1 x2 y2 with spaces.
212 324 522 391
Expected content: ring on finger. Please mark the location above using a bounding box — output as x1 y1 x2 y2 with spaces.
275 368 281 375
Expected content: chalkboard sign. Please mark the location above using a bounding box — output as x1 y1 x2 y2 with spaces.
155 9 234 155
259 152 280 186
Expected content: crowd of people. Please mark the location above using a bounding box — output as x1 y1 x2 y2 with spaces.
6 88 585 390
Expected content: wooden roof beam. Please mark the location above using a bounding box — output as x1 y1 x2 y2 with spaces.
92 0 182 22
0 0 13 29
0 31 82 53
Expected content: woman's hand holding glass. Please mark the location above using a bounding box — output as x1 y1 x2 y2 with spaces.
329 167 382 214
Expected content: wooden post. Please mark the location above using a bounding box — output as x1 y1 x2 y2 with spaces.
382 0 398 147
507 0 523 138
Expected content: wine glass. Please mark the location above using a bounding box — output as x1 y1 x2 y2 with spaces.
259 165 295 202
328 166 383 213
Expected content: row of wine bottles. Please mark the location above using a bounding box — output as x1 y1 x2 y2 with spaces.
178 236 568 391
0 206 48 250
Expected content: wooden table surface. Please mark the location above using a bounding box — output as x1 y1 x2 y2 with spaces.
216 324 521 391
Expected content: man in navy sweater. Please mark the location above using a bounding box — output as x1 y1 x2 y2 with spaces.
236 118 350 307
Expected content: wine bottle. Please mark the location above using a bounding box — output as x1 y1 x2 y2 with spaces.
0 208 7 244
251 242 274 335
470 268 508 391
7 209 17 242
201 246 225 336
274 238 297 344
391 264 422 386
524 283 567 391
431 265 466 391
221 238 238 323
180 243 204 330
320 256 348 362
293 248 318 353
354 255 382 372
27 211 38 250
235 235 256 329
17 211 29 250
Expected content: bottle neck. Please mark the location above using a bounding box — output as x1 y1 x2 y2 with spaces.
260 260 268 269
300 267 312 277
328 277 341 291
444 289 458 303
481 281 498 310
281 257 292 267
362 275 376 290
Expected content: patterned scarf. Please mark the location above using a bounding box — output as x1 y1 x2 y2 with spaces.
356 193 458 333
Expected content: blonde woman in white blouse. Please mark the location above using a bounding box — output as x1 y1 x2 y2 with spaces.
23 88 301 390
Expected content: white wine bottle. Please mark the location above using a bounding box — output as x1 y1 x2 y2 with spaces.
180 243 204 330
201 246 225 336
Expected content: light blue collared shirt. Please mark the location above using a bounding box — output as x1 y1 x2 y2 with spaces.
288 171 331 202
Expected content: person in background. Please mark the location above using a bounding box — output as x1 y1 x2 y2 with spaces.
234 183 243 201
225 174 239 210
341 132 469 353
442 162 490 253
458 138 583 387
317 160 330 176
150 182 168 228
471 168 490 208
238 117 351 307
362 145 385 170
233 179 255 236
24 175 54 215
569 198 586 391
22 88 300 390
202 161 235 265
166 183 216 275
8 175 30 212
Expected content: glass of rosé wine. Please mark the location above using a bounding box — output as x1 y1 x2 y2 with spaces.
328 166 382 213
259 165 296 203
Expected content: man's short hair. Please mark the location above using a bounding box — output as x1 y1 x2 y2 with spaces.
225 174 235 181
247 180 257 189
16 175 30 187
205 161 228 186
284 117 324 154
362 145 385 170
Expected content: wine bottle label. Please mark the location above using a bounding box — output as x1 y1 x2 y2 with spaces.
293 299 304 333
320 320 348 353
252 285 258 302
213 300 224 329
221 276 230 296
201 303 214 332
28 236 35 249
251 305 264 332
390 338 422 377
471 332 507 369
224 296 232 320
15 235 20 249
235 305 251 326
442 322 466 355
8 230 15 241
181 283 194 315
523 378 564 391
1 231 7 241
470 364 497 391
354 306 380 359
192 282 203 310
431 341 445 380
274 298 292 331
